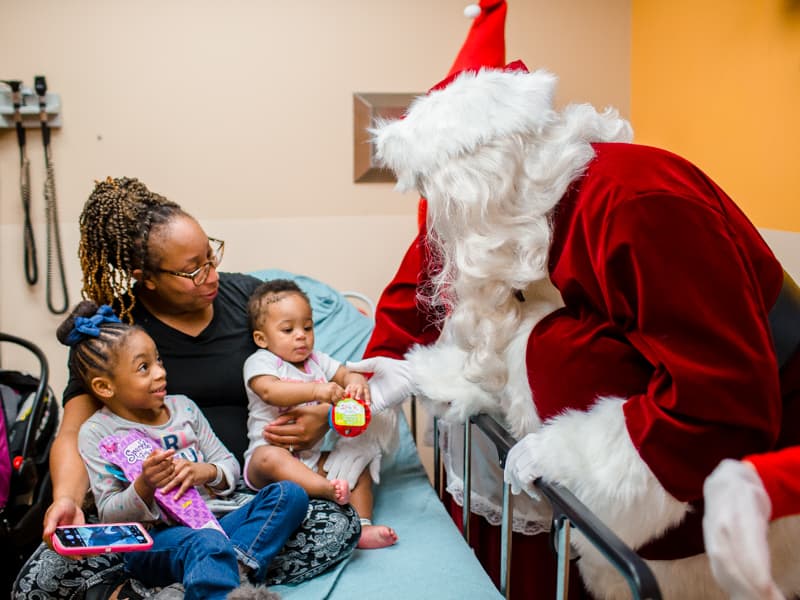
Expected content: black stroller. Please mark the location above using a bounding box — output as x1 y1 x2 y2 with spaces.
0 332 60 591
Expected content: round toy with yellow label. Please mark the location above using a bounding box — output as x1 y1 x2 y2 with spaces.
329 396 371 437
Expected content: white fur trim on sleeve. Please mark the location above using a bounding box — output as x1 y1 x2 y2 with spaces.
407 340 499 423
407 289 555 438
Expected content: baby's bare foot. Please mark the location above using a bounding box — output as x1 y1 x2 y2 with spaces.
330 479 351 505
357 525 398 549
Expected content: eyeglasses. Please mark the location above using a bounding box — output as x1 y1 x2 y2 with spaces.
156 238 224 286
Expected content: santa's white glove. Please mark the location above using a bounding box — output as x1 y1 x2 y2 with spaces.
346 356 414 413
702 459 784 600
503 432 542 499
325 435 382 489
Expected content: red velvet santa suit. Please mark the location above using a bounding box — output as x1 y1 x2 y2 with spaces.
529 142 800 560
365 66 800 598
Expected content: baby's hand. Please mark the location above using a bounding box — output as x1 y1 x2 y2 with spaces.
345 381 371 404
140 449 177 491
344 371 371 404
313 382 345 404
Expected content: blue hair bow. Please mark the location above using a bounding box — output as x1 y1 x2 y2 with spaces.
65 304 121 346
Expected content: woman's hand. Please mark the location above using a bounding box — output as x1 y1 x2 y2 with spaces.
43 393 98 552
42 496 86 550
263 402 330 451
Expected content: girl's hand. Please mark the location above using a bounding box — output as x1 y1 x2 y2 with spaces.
313 382 345 404
140 449 176 491
161 459 214 500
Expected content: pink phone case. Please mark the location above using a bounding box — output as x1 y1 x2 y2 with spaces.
52 522 154 556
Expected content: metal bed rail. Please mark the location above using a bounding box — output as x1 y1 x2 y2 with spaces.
430 411 662 600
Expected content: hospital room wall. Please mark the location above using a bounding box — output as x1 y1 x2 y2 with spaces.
0 1 631 396
631 0 800 279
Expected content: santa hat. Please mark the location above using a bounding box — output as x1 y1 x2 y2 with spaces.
373 2 557 193
413 1 512 226
434 1 509 91
375 67 556 192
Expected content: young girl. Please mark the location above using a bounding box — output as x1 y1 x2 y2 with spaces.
243 279 398 549
61 300 309 600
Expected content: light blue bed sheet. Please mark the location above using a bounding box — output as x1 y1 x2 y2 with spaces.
271 413 504 599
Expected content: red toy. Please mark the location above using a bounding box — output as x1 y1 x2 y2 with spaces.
329 396 371 437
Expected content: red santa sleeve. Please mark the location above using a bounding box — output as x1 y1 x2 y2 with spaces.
745 446 800 520
600 192 784 502
363 222 441 359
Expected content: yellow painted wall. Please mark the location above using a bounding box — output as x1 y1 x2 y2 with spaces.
631 1 800 231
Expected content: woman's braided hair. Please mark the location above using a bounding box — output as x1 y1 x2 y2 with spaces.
79 177 186 322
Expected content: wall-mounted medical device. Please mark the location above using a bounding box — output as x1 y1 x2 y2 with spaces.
0 79 62 129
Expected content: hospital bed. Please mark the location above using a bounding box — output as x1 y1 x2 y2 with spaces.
461 414 662 600
252 269 662 600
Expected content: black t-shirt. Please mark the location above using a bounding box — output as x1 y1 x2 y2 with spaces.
63 272 262 461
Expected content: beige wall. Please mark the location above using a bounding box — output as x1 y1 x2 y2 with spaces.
0 0 631 395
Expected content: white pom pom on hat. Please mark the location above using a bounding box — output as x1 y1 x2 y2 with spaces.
434 0 509 93
464 3 481 18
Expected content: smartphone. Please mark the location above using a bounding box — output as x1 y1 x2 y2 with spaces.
52 522 154 556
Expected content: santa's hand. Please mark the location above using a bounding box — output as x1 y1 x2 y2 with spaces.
503 433 542 498
702 459 783 600
325 435 382 488
346 356 414 413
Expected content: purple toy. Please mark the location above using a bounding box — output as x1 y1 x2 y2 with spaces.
99 429 225 535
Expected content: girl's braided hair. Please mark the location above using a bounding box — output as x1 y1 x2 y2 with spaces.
79 177 186 322
56 300 138 390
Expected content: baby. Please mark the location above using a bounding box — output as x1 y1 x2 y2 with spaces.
243 279 398 549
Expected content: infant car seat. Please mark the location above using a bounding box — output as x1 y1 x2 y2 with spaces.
0 333 60 591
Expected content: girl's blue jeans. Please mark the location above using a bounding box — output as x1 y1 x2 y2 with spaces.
124 481 309 600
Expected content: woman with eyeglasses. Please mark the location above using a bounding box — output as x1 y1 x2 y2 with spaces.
13 177 360 600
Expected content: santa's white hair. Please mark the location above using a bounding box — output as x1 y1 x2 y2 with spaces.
373 67 632 392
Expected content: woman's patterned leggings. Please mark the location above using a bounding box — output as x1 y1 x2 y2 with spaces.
12 499 360 599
